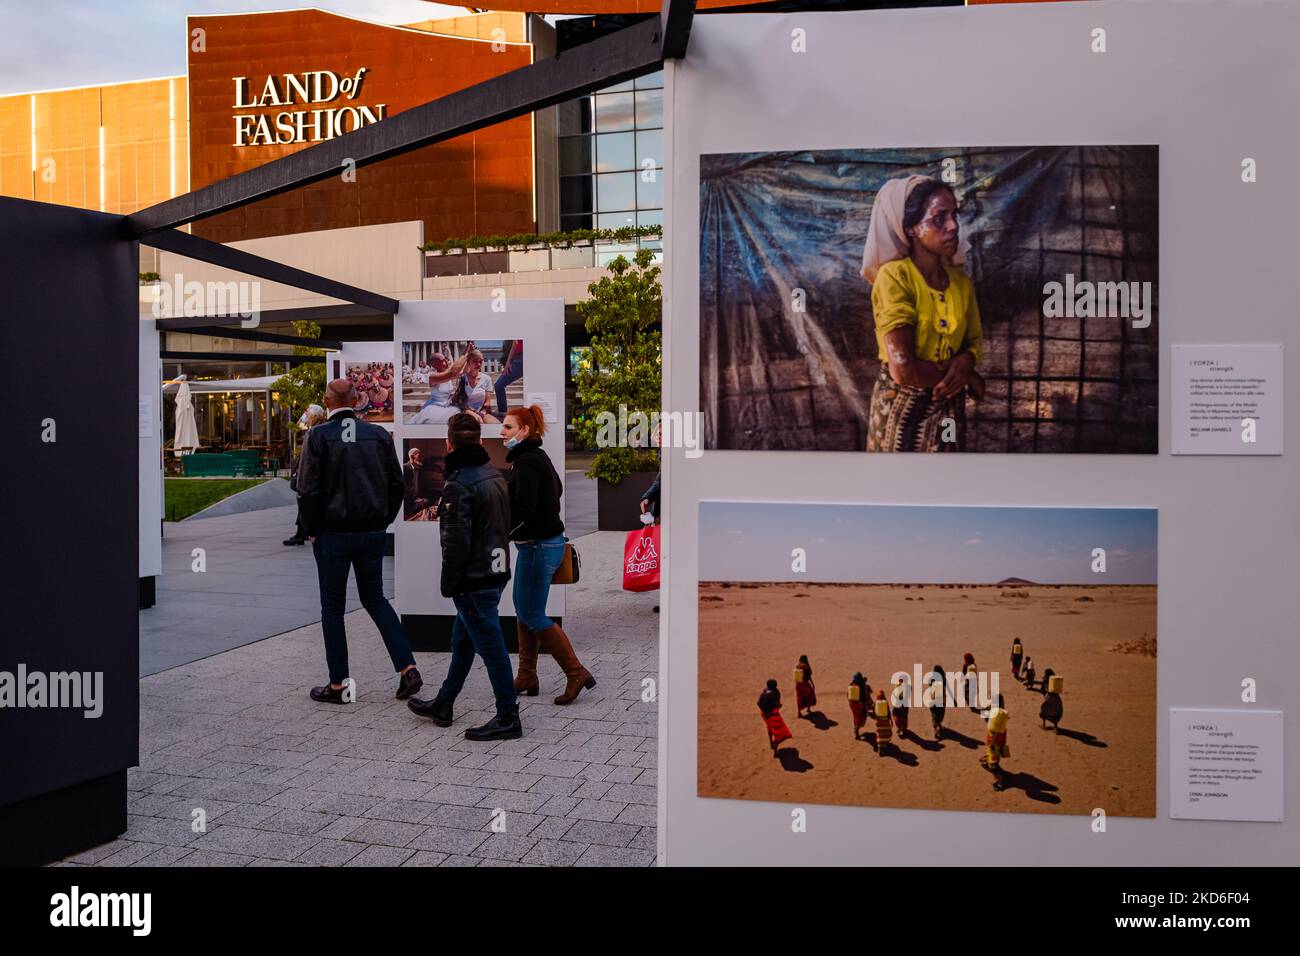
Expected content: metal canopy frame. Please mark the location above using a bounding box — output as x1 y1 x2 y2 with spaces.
142 228 397 315
125 0 695 239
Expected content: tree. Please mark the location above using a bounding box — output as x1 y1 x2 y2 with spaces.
271 320 326 455
571 247 662 483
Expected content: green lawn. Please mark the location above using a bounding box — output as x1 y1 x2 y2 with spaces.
164 478 268 521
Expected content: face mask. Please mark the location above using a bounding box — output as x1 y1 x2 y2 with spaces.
504 436 522 449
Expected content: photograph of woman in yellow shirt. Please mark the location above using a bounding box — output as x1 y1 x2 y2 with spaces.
862 175 986 452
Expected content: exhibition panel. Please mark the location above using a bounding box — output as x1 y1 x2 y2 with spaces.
661 1 1297 866
394 299 567 637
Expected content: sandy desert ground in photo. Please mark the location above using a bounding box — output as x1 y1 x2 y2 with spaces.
698 582 1157 817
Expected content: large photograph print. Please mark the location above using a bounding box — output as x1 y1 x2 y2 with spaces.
700 146 1159 453
400 437 509 521
401 339 524 425
698 501 1157 817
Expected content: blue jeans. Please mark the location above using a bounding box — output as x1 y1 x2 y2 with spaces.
438 586 517 716
494 354 523 415
513 535 566 632
312 531 415 686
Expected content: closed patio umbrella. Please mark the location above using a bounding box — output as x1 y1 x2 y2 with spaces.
173 380 200 456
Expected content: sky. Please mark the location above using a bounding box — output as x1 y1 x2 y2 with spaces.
698 502 1158 585
0 1 471 95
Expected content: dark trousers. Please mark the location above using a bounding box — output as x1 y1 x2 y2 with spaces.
312 530 415 686
437 585 517 716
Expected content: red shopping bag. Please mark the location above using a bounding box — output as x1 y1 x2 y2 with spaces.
623 522 661 592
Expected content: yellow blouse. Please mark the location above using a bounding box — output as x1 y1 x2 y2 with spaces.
871 257 983 367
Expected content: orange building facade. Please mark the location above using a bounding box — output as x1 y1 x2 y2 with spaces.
0 76 188 216
0 9 548 245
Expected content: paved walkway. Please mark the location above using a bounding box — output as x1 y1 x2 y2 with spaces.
140 504 381 677
141 472 597 677
65 526 658 867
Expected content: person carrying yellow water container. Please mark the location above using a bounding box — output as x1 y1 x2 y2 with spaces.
793 655 817 718
1040 671 1064 732
848 672 870 741
873 689 893 756
981 693 1011 791
1010 638 1024 679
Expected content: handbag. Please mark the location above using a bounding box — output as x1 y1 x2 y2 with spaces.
552 541 581 584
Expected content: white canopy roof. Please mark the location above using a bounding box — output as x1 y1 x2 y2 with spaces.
162 376 281 394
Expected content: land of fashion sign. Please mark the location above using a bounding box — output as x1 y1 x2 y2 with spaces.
232 69 387 146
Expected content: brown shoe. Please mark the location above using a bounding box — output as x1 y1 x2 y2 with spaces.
537 624 595 705
514 620 539 696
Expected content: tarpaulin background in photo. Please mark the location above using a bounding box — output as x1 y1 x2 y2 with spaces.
699 146 1159 453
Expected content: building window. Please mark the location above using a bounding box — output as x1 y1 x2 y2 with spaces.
558 73 665 237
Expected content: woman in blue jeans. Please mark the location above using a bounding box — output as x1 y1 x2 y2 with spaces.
501 404 595 705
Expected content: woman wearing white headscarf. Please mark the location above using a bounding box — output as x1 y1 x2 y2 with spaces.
862 175 985 452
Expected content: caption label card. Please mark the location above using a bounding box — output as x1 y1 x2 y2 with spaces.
1172 344 1284 455
1169 708 1283 821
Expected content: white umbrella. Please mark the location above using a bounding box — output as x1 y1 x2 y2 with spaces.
173 380 200 456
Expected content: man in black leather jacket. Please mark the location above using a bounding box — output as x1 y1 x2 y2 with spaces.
408 413 522 741
296 379 422 705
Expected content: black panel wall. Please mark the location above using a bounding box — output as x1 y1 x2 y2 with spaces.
0 198 140 864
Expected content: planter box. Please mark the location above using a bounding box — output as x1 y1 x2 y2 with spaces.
597 471 658 531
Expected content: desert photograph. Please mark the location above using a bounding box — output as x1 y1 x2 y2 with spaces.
698 503 1157 818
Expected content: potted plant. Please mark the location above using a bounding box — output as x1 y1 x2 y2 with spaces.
571 247 662 531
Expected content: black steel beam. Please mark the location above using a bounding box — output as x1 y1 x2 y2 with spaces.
141 228 397 314
160 350 325 365
124 5 688 235
662 0 697 58
161 325 343 351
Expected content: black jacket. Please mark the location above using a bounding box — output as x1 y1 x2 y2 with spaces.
296 410 403 534
439 443 512 597
401 461 421 516
641 470 661 520
505 440 564 541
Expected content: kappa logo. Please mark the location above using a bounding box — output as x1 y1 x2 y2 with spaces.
627 536 658 574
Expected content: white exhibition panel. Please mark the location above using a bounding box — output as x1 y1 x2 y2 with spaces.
394 299 566 618
661 1 1299 865
138 318 162 579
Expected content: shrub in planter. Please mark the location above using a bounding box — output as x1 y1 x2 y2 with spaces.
571 247 662 487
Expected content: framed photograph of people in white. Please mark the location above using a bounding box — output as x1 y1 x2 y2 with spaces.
400 338 525 425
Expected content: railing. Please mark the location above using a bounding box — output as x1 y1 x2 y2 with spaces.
425 237 663 278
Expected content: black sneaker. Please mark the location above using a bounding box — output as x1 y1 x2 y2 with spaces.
407 696 453 726
310 683 348 704
283 536 306 546
464 710 523 741
395 667 423 700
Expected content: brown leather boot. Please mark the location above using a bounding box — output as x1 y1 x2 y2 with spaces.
514 620 539 696
537 624 595 705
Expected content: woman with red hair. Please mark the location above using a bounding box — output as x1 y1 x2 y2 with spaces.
502 404 595 705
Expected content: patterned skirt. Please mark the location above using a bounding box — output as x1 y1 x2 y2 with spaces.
795 681 817 710
849 700 867 730
866 364 966 452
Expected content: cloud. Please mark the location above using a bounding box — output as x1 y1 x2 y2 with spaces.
964 538 981 546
